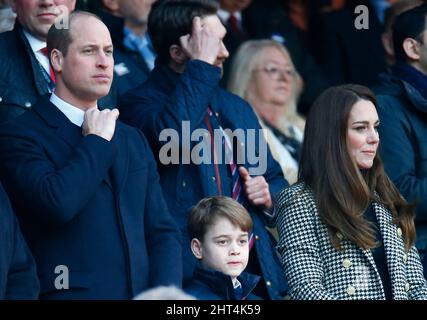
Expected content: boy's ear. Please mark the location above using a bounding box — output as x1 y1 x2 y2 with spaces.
191 238 203 260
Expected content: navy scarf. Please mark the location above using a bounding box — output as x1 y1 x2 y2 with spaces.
392 62 427 100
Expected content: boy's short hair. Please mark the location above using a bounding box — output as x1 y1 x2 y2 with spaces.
188 196 253 241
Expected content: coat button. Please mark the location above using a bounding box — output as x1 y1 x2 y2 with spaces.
255 235 259 240
397 227 402 237
346 285 356 296
343 259 352 269
182 181 186 188
212 176 216 181
0 96 2 102
405 283 410 292
266 280 272 287
336 232 343 240
215 112 219 117
403 253 408 263
24 101 32 108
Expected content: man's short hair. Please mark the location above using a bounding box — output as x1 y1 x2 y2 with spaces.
47 11 102 58
187 196 253 241
393 3 427 61
148 0 218 64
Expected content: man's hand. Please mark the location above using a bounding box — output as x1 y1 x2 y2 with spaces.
239 166 273 210
179 16 221 65
82 107 119 141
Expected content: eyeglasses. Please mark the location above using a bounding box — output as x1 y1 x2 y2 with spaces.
254 65 296 80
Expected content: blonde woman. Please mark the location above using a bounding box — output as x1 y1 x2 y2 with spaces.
228 39 304 184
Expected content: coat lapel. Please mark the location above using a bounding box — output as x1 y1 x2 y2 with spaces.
33 96 82 147
373 201 405 298
33 96 116 190
109 127 129 195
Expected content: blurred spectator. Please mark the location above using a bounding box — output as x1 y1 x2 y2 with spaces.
375 3 427 258
134 285 197 300
218 0 330 116
0 0 16 33
381 0 423 66
308 0 386 87
228 40 304 184
93 0 157 96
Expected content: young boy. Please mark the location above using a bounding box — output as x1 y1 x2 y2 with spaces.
185 196 260 300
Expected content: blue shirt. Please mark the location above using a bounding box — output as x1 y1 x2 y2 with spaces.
123 27 156 71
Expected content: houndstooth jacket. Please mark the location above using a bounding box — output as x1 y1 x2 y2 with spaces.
276 182 427 300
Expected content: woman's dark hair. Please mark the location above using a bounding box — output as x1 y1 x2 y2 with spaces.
299 84 415 251
148 0 218 64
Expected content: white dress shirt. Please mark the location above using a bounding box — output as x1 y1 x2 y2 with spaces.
50 93 85 127
23 30 50 74
217 9 242 27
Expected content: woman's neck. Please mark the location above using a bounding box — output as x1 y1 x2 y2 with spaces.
250 101 283 127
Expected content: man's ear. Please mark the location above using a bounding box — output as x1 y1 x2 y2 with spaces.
50 49 63 73
403 37 421 61
191 238 203 260
102 0 120 14
169 44 187 65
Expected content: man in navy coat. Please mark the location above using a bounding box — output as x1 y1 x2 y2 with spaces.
119 0 288 300
0 183 39 300
0 0 115 123
0 11 182 299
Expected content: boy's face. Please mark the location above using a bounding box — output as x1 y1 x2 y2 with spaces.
191 217 249 281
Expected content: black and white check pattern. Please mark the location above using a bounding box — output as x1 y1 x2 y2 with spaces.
276 182 427 300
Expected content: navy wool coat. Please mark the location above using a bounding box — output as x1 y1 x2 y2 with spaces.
0 96 182 299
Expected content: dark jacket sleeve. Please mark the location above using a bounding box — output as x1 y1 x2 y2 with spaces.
0 185 39 299
119 60 222 153
0 124 118 227
377 95 427 220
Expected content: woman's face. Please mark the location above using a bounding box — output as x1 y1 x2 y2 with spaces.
247 46 295 108
346 99 380 169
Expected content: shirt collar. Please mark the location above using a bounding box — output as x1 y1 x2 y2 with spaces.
233 278 242 289
50 93 86 127
23 29 46 53
217 9 242 24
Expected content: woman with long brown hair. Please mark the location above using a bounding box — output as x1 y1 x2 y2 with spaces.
276 84 427 299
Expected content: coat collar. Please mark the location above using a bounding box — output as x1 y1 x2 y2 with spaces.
192 265 260 300
33 95 82 147
354 201 406 299
372 201 406 299
15 24 50 96
32 95 129 193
